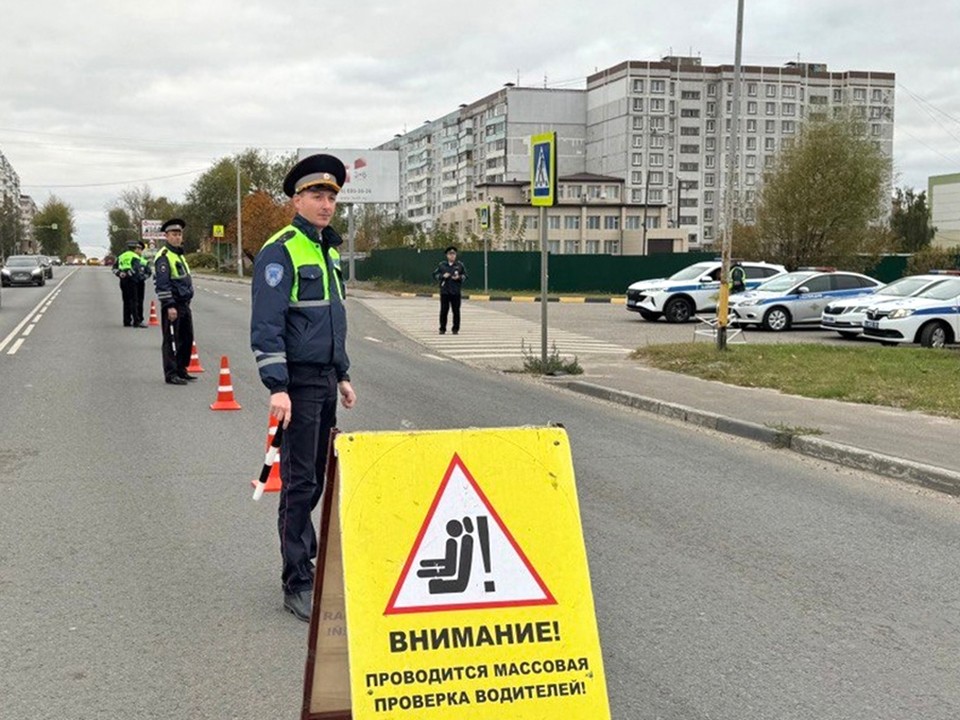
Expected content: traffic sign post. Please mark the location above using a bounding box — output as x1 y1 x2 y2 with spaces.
530 132 557 368
212 225 225 273
479 205 491 293
318 426 610 719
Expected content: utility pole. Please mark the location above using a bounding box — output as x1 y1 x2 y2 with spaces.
717 0 745 351
235 159 243 278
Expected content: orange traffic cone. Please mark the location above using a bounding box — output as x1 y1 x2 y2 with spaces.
186 342 205 373
210 356 241 411
148 300 159 327
251 414 282 494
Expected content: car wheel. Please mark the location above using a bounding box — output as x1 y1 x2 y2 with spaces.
39 276 46 287
919 322 949 349
838 331 858 339
663 297 694 323
762 306 791 332
638 309 662 322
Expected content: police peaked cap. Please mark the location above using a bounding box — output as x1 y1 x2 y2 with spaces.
161 218 186 232
284 154 346 197
126 240 140 248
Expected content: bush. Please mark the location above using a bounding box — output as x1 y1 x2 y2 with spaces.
906 245 960 275
186 252 218 269
520 340 583 376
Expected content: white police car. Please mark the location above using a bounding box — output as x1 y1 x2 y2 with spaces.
861 274 960 348
820 273 950 338
729 269 883 331
625 260 785 323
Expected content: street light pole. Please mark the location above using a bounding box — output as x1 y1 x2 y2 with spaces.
236 159 243 278
717 0 745 351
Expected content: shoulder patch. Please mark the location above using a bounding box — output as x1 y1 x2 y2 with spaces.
264 263 284 287
274 229 297 245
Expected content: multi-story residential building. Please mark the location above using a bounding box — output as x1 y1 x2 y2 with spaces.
379 57 895 254
928 172 960 248
377 86 586 229
586 56 895 247
437 173 680 254
1 150 23 256
19 194 38 253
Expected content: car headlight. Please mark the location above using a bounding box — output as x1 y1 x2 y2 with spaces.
1 269 10 276
735 298 760 306
31 268 42 275
887 308 915 319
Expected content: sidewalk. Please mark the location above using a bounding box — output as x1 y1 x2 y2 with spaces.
558 359 960 496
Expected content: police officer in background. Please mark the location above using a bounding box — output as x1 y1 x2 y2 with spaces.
112 241 139 327
154 219 195 385
132 241 151 327
250 154 357 622
730 261 747 295
432 245 467 335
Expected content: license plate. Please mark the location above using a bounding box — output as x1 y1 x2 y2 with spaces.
822 317 835 324
863 319 880 329
627 300 636 306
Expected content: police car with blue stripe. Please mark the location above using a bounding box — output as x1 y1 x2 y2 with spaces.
626 260 785 323
861 272 960 348
729 268 883 332
820 273 950 338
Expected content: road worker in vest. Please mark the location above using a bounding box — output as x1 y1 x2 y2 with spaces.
250 153 357 622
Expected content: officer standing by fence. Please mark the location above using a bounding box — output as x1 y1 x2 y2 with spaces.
154 219 195 385
432 245 467 335
250 153 357 621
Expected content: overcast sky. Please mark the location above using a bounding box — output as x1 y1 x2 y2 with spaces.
2 0 958 257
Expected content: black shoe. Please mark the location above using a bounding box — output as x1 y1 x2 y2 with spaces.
283 590 312 622
165 376 188 385
133 322 146 328
452 330 459 335
439 329 446 335
179 373 197 381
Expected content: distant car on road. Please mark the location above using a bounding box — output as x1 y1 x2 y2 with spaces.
49 257 62 266
820 273 951 338
2 255 47 287
87 257 102 266
861 274 960 348
729 268 883 331
625 260 786 323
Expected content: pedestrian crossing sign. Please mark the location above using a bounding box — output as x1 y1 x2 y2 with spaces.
530 132 557 207
335 426 610 719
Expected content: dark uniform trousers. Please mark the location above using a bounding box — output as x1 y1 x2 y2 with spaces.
134 281 146 325
440 294 461 333
278 363 338 594
120 277 138 326
160 304 194 380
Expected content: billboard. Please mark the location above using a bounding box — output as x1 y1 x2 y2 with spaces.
297 148 400 203
141 219 165 243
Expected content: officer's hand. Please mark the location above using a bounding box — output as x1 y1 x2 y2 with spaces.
167 307 178 321
338 381 356 409
443 272 451 278
270 391 292 428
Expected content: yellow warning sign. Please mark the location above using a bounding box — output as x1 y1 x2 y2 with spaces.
336 426 610 719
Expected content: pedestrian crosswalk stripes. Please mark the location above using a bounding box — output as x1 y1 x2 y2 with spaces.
358 297 630 362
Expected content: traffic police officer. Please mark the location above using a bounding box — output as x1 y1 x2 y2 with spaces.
154 218 195 385
250 154 357 622
730 261 747 295
132 241 151 327
113 241 139 327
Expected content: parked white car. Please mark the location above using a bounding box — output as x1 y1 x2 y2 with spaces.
861 275 960 348
819 273 950 338
625 260 786 323
729 269 883 331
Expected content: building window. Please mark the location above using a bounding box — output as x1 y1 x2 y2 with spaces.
547 240 560 254
705 156 716 168
763 102 775 115
650 117 666 131
651 79 665 93
632 116 644 130
706 120 716 133
746 155 756 168
746 119 757 133
564 239 581 254
605 185 620 199
679 162 699 172
632 79 644 93
632 98 644 112
625 216 642 230
586 215 601 229
526 214 538 230
746 137 757 150
764 155 775 167
705 138 716 151
604 216 620 230
631 171 643 184
548 215 561 230
679 197 698 208
764 137 775 151
782 120 795 134
649 171 664 185
650 134 665 148
680 126 700 136
679 215 698 225
633 135 644 148
564 215 580 230
586 240 600 253
680 144 700 154
649 153 664 167
681 90 701 100
680 108 701 118
630 189 643 203
833 88 843 103
783 85 796 99
704 190 715 203
568 185 582 198
765 119 775 133
745 173 756 185
707 83 717 97
603 240 620 254
872 123 882 136
632 152 643 167
782 103 795 116
704 225 713 239
766 84 777 98
650 98 665 112
648 189 663 202
853 87 867 102
704 208 714 222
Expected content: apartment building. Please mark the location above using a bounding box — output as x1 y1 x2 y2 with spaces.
379 56 895 254
586 57 895 247
929 172 960 248
19 194 38 253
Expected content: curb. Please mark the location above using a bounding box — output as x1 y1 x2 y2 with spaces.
561 380 960 497
396 292 625 304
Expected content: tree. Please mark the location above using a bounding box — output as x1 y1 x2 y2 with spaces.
33 196 76 258
891 187 935 252
107 207 137 256
749 115 894 270
355 206 416 249
224 190 294 262
0 194 21 259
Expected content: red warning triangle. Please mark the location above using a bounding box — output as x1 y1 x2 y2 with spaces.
385 454 556 615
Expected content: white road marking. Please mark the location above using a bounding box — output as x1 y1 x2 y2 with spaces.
22 324 36 337
0 270 76 354
7 338 25 355
422 353 449 361
364 336 382 343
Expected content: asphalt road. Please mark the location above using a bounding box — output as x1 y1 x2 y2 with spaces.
2 267 959 719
